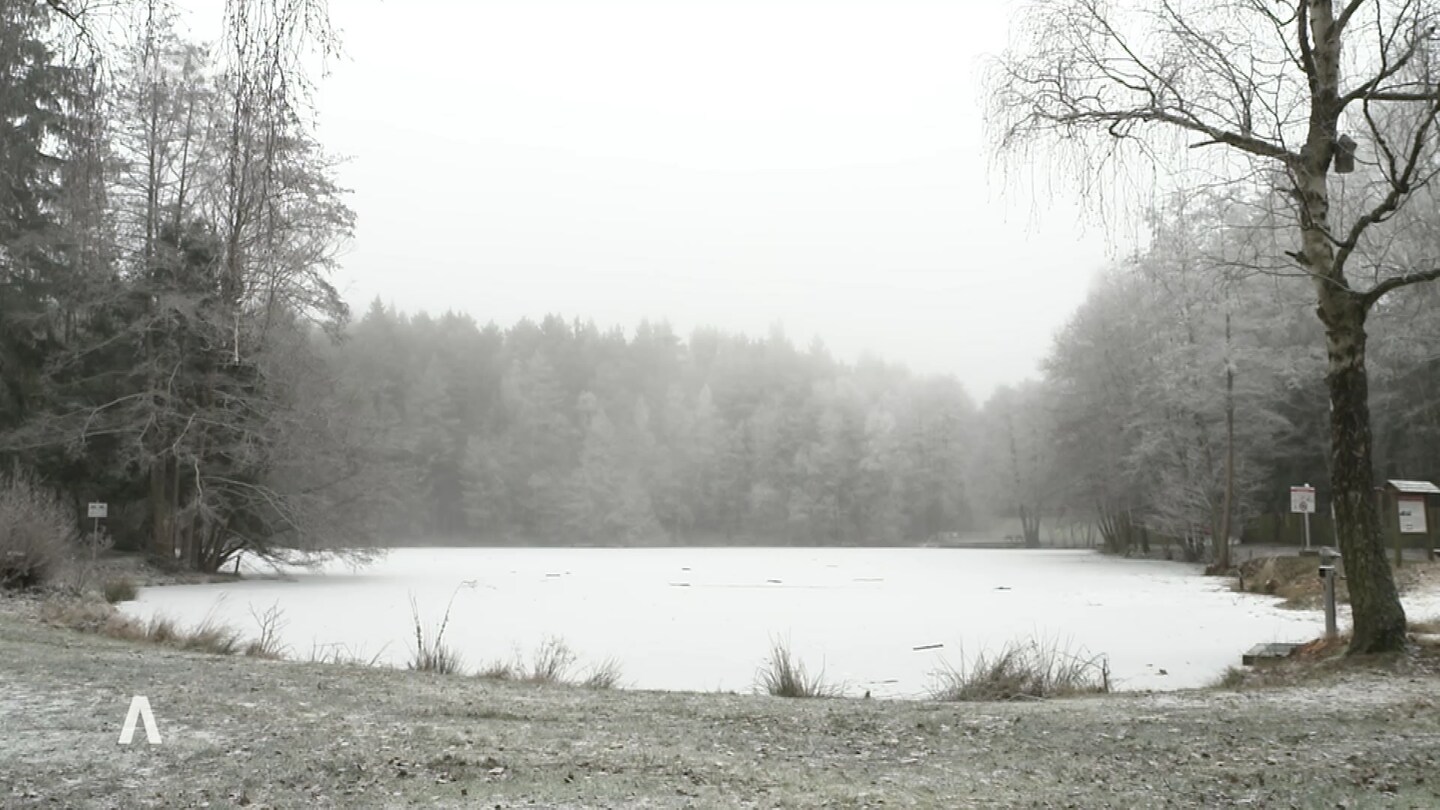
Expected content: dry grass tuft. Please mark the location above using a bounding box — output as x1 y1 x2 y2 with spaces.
407 590 465 675
1211 666 1250 689
40 597 271 657
1235 556 1342 609
471 639 620 688
756 638 842 698
307 641 389 667
1291 634 1349 660
474 659 518 681
103 578 138 604
40 597 123 633
39 583 632 691
930 638 1110 702
145 615 179 644
582 657 624 689
527 636 577 684
180 617 241 655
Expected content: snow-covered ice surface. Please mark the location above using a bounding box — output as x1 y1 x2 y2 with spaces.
121 548 1359 697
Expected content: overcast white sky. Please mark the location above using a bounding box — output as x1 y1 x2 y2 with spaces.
187 0 1117 400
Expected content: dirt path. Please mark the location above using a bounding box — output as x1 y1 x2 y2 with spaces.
3 601 1440 809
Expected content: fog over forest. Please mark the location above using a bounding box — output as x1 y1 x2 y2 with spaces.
328 206 1440 557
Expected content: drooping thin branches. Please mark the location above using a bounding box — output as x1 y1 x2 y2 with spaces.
991 0 1440 304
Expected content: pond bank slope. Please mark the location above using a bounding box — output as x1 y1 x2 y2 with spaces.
2 605 1439 809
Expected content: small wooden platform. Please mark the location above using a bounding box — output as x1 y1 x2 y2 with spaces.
1242 642 1302 666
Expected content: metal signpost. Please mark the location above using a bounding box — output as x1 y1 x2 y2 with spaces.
1290 484 1316 552
1319 548 1340 640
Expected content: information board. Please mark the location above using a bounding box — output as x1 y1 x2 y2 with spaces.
1290 486 1316 514
1398 495 1428 534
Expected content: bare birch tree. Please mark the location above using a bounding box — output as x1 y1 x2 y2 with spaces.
990 0 1440 653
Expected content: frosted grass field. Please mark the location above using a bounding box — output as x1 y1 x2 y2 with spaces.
120 548 1326 697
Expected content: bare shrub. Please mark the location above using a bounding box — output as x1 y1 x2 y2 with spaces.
756 638 841 698
930 638 1110 702
527 636 577 684
69 524 113 596
1212 666 1249 689
103 578 138 604
0 470 79 590
244 603 289 659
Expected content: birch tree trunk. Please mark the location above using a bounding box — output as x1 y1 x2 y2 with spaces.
1319 291 1406 650
1296 4 1406 651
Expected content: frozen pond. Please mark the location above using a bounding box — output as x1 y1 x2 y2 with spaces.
120 547 1326 697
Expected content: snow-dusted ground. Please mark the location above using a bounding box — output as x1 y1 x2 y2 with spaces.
9 599 1440 808
1402 587 1440 624
114 548 1386 696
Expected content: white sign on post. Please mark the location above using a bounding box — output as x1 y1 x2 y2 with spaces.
1291 484 1317 550
1290 486 1316 514
87 502 108 519
1398 495 1428 534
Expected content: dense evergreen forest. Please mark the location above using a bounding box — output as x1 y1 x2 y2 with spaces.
3 1 1439 577
0 2 362 573
332 192 1440 556
342 308 976 546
